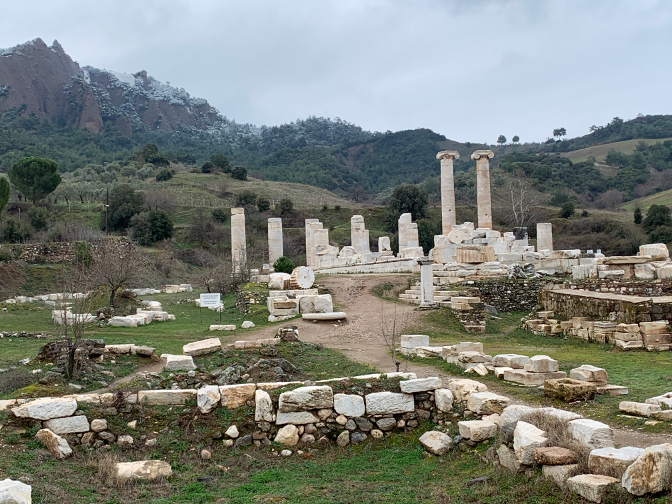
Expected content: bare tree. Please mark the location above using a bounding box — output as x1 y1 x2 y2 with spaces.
378 301 408 372
55 261 105 380
494 175 543 228
92 240 155 307
144 188 176 214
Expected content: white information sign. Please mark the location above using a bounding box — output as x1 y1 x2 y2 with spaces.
200 293 221 308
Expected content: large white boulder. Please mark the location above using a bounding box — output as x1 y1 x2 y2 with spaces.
567 474 620 503
622 443 672 496
254 390 275 422
524 355 559 373
274 425 299 446
313 294 334 313
365 392 414 415
0 479 31 504
275 411 320 425
588 447 644 479
116 460 172 481
197 385 221 414
458 420 497 441
220 384 256 409
162 354 196 372
492 354 529 369
268 273 291 290
640 243 669 261
35 428 72 459
12 397 77 421
137 390 197 406
446 379 487 403
278 386 333 412
466 391 510 415
43 415 90 434
434 389 454 412
419 431 452 455
498 405 534 442
399 377 442 393
570 365 608 383
333 394 365 417
400 335 429 348
183 338 222 356
619 401 661 417
567 419 614 449
513 421 548 465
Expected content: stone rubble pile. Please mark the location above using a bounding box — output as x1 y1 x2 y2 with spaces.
524 311 672 351
107 300 175 327
618 390 672 421
572 243 672 280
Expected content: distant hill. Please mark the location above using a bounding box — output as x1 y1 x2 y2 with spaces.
561 138 672 164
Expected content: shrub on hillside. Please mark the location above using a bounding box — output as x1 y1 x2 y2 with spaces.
643 204 672 234
257 198 271 212
137 164 155 180
201 161 216 173
1 218 31 243
105 185 145 231
559 202 575 219
28 206 51 231
273 256 294 274
131 209 174 246
210 153 232 173
278 198 294 215
231 166 247 181
155 169 173 182
236 191 257 207
211 208 228 223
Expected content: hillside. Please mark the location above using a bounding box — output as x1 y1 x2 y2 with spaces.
561 137 672 164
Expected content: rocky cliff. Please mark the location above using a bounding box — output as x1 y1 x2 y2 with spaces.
0 38 220 135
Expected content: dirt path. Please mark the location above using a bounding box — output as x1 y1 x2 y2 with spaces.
245 275 434 376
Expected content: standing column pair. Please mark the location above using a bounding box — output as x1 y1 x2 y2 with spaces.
437 149 494 233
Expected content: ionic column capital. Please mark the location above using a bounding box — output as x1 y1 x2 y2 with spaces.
470 150 494 161
436 150 460 161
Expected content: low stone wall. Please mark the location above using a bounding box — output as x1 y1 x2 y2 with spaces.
540 288 672 324
466 279 546 313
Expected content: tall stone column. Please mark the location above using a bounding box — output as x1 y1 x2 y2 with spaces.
471 150 495 230
231 207 246 275
417 257 436 308
537 223 553 252
350 215 370 254
305 219 321 268
436 150 460 235
268 218 283 265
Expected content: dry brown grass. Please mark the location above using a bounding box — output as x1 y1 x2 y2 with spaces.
520 410 591 473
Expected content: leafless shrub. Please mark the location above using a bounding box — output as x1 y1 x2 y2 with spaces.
51 221 104 242
378 301 409 372
0 368 35 395
143 188 177 214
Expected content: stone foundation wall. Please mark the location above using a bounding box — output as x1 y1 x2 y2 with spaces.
539 289 672 323
466 279 546 313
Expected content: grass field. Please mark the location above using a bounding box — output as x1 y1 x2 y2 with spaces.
5 288 672 502
621 187 672 212
561 137 672 164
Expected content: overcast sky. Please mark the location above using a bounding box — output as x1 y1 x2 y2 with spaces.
1 0 671 143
